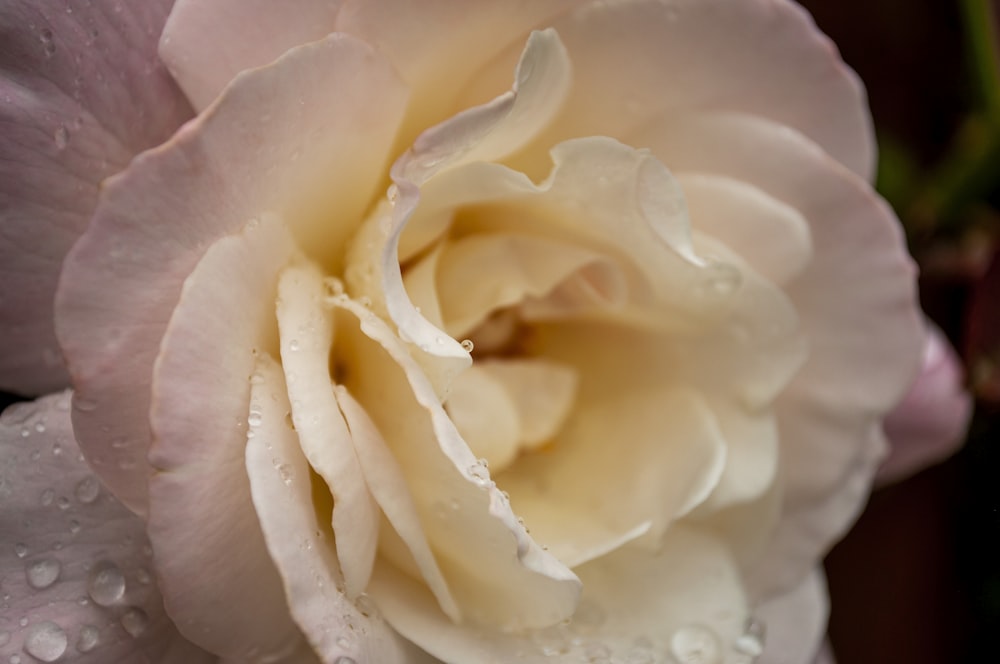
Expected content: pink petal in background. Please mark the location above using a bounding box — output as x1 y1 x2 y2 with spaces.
0 392 215 663
0 0 192 395
878 323 972 486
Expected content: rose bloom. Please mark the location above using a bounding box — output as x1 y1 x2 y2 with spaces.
0 1 924 663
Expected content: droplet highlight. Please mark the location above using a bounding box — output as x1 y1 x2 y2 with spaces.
87 561 125 606
24 622 67 662
26 559 60 589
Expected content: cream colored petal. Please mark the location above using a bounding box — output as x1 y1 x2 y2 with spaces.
478 358 578 448
445 365 522 471
370 526 749 664
501 387 726 565
435 233 624 336
276 262 378 599
244 354 415 664
335 1 575 159
327 297 580 629
679 173 813 286
332 383 460 622
401 242 446 331
346 30 572 395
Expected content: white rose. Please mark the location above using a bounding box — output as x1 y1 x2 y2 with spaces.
1 1 923 663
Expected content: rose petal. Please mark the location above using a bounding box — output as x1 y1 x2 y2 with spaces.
0 392 215 663
0 0 191 394
756 568 828 664
335 0 576 153
146 215 310 662
369 526 748 664
679 173 813 286
275 262 379 599
476 359 578 448
878 322 971 485
444 365 523 471
328 297 581 630
160 0 341 110
471 0 874 180
245 354 417 664
632 111 922 592
333 384 460 621
501 386 726 565
55 32 407 514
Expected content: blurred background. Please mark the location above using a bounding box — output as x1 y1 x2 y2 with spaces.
797 0 1000 661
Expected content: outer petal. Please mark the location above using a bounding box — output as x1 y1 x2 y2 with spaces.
756 569 828 664
55 33 408 514
632 112 922 593
0 0 192 394
160 0 341 110
878 323 971 485
147 216 310 661
474 0 874 180
0 392 215 663
370 526 749 664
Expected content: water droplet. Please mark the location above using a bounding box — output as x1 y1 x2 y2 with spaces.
670 624 721 664
69 520 81 535
249 372 265 385
14 543 28 558
39 28 53 43
40 489 55 507
734 634 763 658
288 339 300 352
75 477 99 503
247 410 263 427
460 339 474 353
335 636 351 649
697 261 742 297
120 607 148 637
275 463 293 485
467 461 490 486
34 421 46 433
19 617 28 627
56 496 70 510
87 561 125 606
354 593 378 618
26 559 61 589
76 624 99 652
24 621 67 662
53 126 68 149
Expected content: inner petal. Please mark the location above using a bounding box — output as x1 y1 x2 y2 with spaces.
275 262 378 599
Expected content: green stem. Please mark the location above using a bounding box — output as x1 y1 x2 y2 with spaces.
961 0 1000 116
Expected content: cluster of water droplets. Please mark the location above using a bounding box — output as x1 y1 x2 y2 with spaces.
518 610 765 664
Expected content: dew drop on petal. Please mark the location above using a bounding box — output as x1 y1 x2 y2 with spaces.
87 561 125 606
670 624 721 664
460 339 474 353
26 559 60 589
39 489 54 507
24 622 67 662
13 543 27 559
120 608 148 637
76 625 99 653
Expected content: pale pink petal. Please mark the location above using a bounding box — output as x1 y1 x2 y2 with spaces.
55 33 407 514
878 323 971 485
0 392 215 663
245 354 417 664
329 297 581 630
757 569 828 664
473 0 874 180
370 527 749 664
632 112 922 595
160 0 341 110
335 0 575 152
146 216 310 661
0 0 191 394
